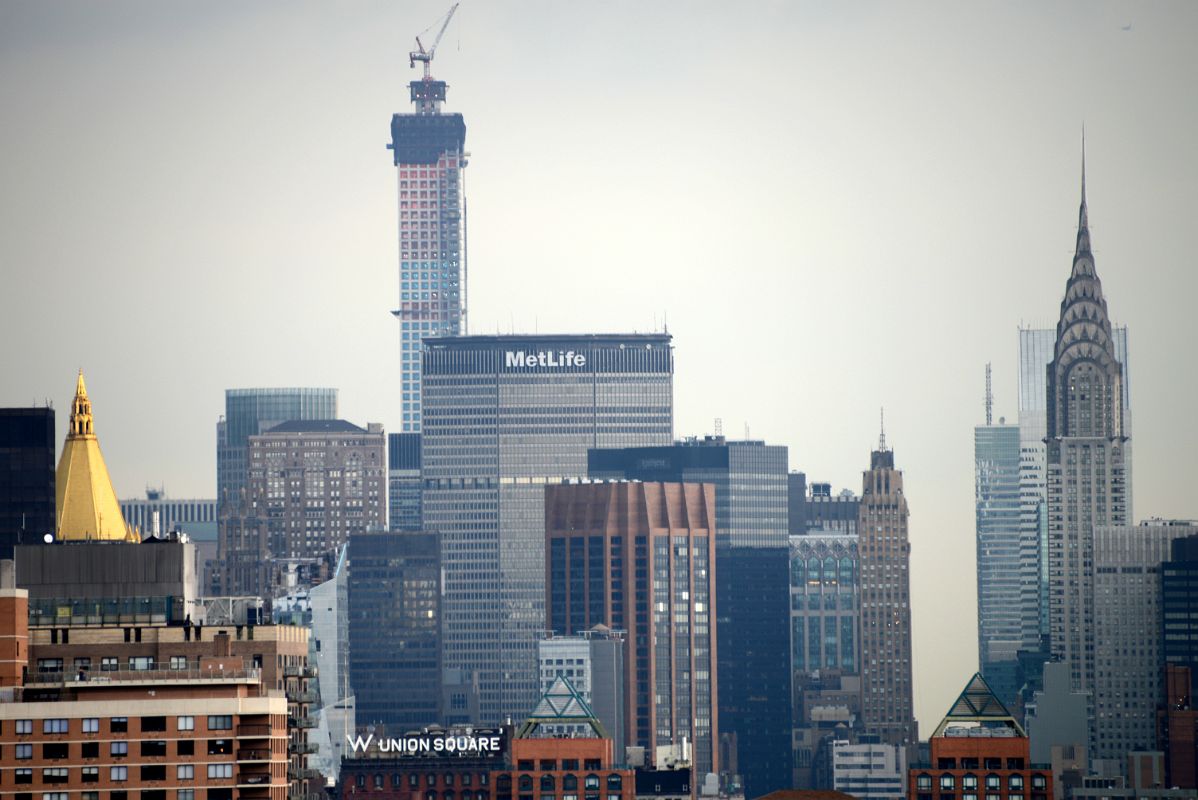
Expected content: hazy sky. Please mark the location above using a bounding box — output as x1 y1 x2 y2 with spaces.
3 0 1197 728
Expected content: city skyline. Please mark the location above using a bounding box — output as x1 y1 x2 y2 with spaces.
3 1 1198 729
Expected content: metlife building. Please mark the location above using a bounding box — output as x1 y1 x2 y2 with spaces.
421 333 674 725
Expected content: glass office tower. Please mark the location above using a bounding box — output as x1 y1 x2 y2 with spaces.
421 333 673 725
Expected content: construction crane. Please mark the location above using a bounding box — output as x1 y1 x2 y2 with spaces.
410 3 459 80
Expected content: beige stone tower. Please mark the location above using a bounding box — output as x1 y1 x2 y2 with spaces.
857 422 918 752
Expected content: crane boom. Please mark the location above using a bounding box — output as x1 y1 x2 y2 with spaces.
410 3 460 80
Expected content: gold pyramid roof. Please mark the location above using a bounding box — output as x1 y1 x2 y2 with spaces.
55 371 139 542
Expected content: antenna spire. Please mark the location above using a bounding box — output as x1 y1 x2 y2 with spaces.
878 407 887 452
985 363 993 426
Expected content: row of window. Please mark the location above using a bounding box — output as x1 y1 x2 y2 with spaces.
916 774 1046 791
12 716 230 735
11 737 238 759
7 764 231 783
9 791 216 800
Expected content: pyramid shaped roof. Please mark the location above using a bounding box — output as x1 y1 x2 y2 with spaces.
515 676 607 739
931 672 1025 738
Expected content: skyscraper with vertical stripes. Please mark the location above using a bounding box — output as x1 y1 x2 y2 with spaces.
389 65 466 433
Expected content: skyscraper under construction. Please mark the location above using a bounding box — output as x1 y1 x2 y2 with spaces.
390 5 466 434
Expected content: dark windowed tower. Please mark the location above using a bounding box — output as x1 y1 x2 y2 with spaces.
856 428 917 751
348 531 441 730
588 438 791 798
1044 150 1129 735
0 408 55 557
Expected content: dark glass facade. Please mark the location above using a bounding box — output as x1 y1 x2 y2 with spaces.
421 334 673 726
348 531 441 731
0 408 55 558
587 438 790 798
389 432 423 532
1162 535 1198 679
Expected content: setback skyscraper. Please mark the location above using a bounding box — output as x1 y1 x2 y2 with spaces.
856 433 917 751
1044 158 1130 735
588 438 791 798
421 333 673 725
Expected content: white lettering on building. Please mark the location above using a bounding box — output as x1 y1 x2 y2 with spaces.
504 350 587 369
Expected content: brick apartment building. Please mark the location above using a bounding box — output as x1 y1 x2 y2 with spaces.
909 674 1051 800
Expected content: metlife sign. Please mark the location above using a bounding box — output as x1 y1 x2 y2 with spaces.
504 350 587 369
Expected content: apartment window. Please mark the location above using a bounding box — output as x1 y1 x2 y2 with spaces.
177 740 194 756
15 769 32 784
111 742 128 756
207 715 233 731
16 719 32 734
177 716 195 731
585 776 600 790
16 744 33 759
128 657 154 671
141 766 166 781
112 792 128 800
141 741 167 757
1031 775 1047 790
940 775 956 791
374 775 384 789
207 791 232 800
83 768 99 783
207 740 232 755
37 658 64 673
111 717 128 732
1010 776 1025 790
111 766 128 782
82 794 99 800
963 775 978 790
985 775 1001 790
178 791 195 800
177 766 194 780
43 743 69 759
170 657 188 670
43 768 69 784
83 718 100 733
207 764 233 779
82 742 99 758
41 794 68 800
101 657 118 671
43 718 69 734
141 792 167 800
142 717 167 733
917 775 932 791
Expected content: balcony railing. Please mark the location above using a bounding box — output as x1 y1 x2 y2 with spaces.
27 668 262 686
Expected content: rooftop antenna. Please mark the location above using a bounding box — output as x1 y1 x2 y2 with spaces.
985 362 993 426
878 407 887 451
714 418 723 437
